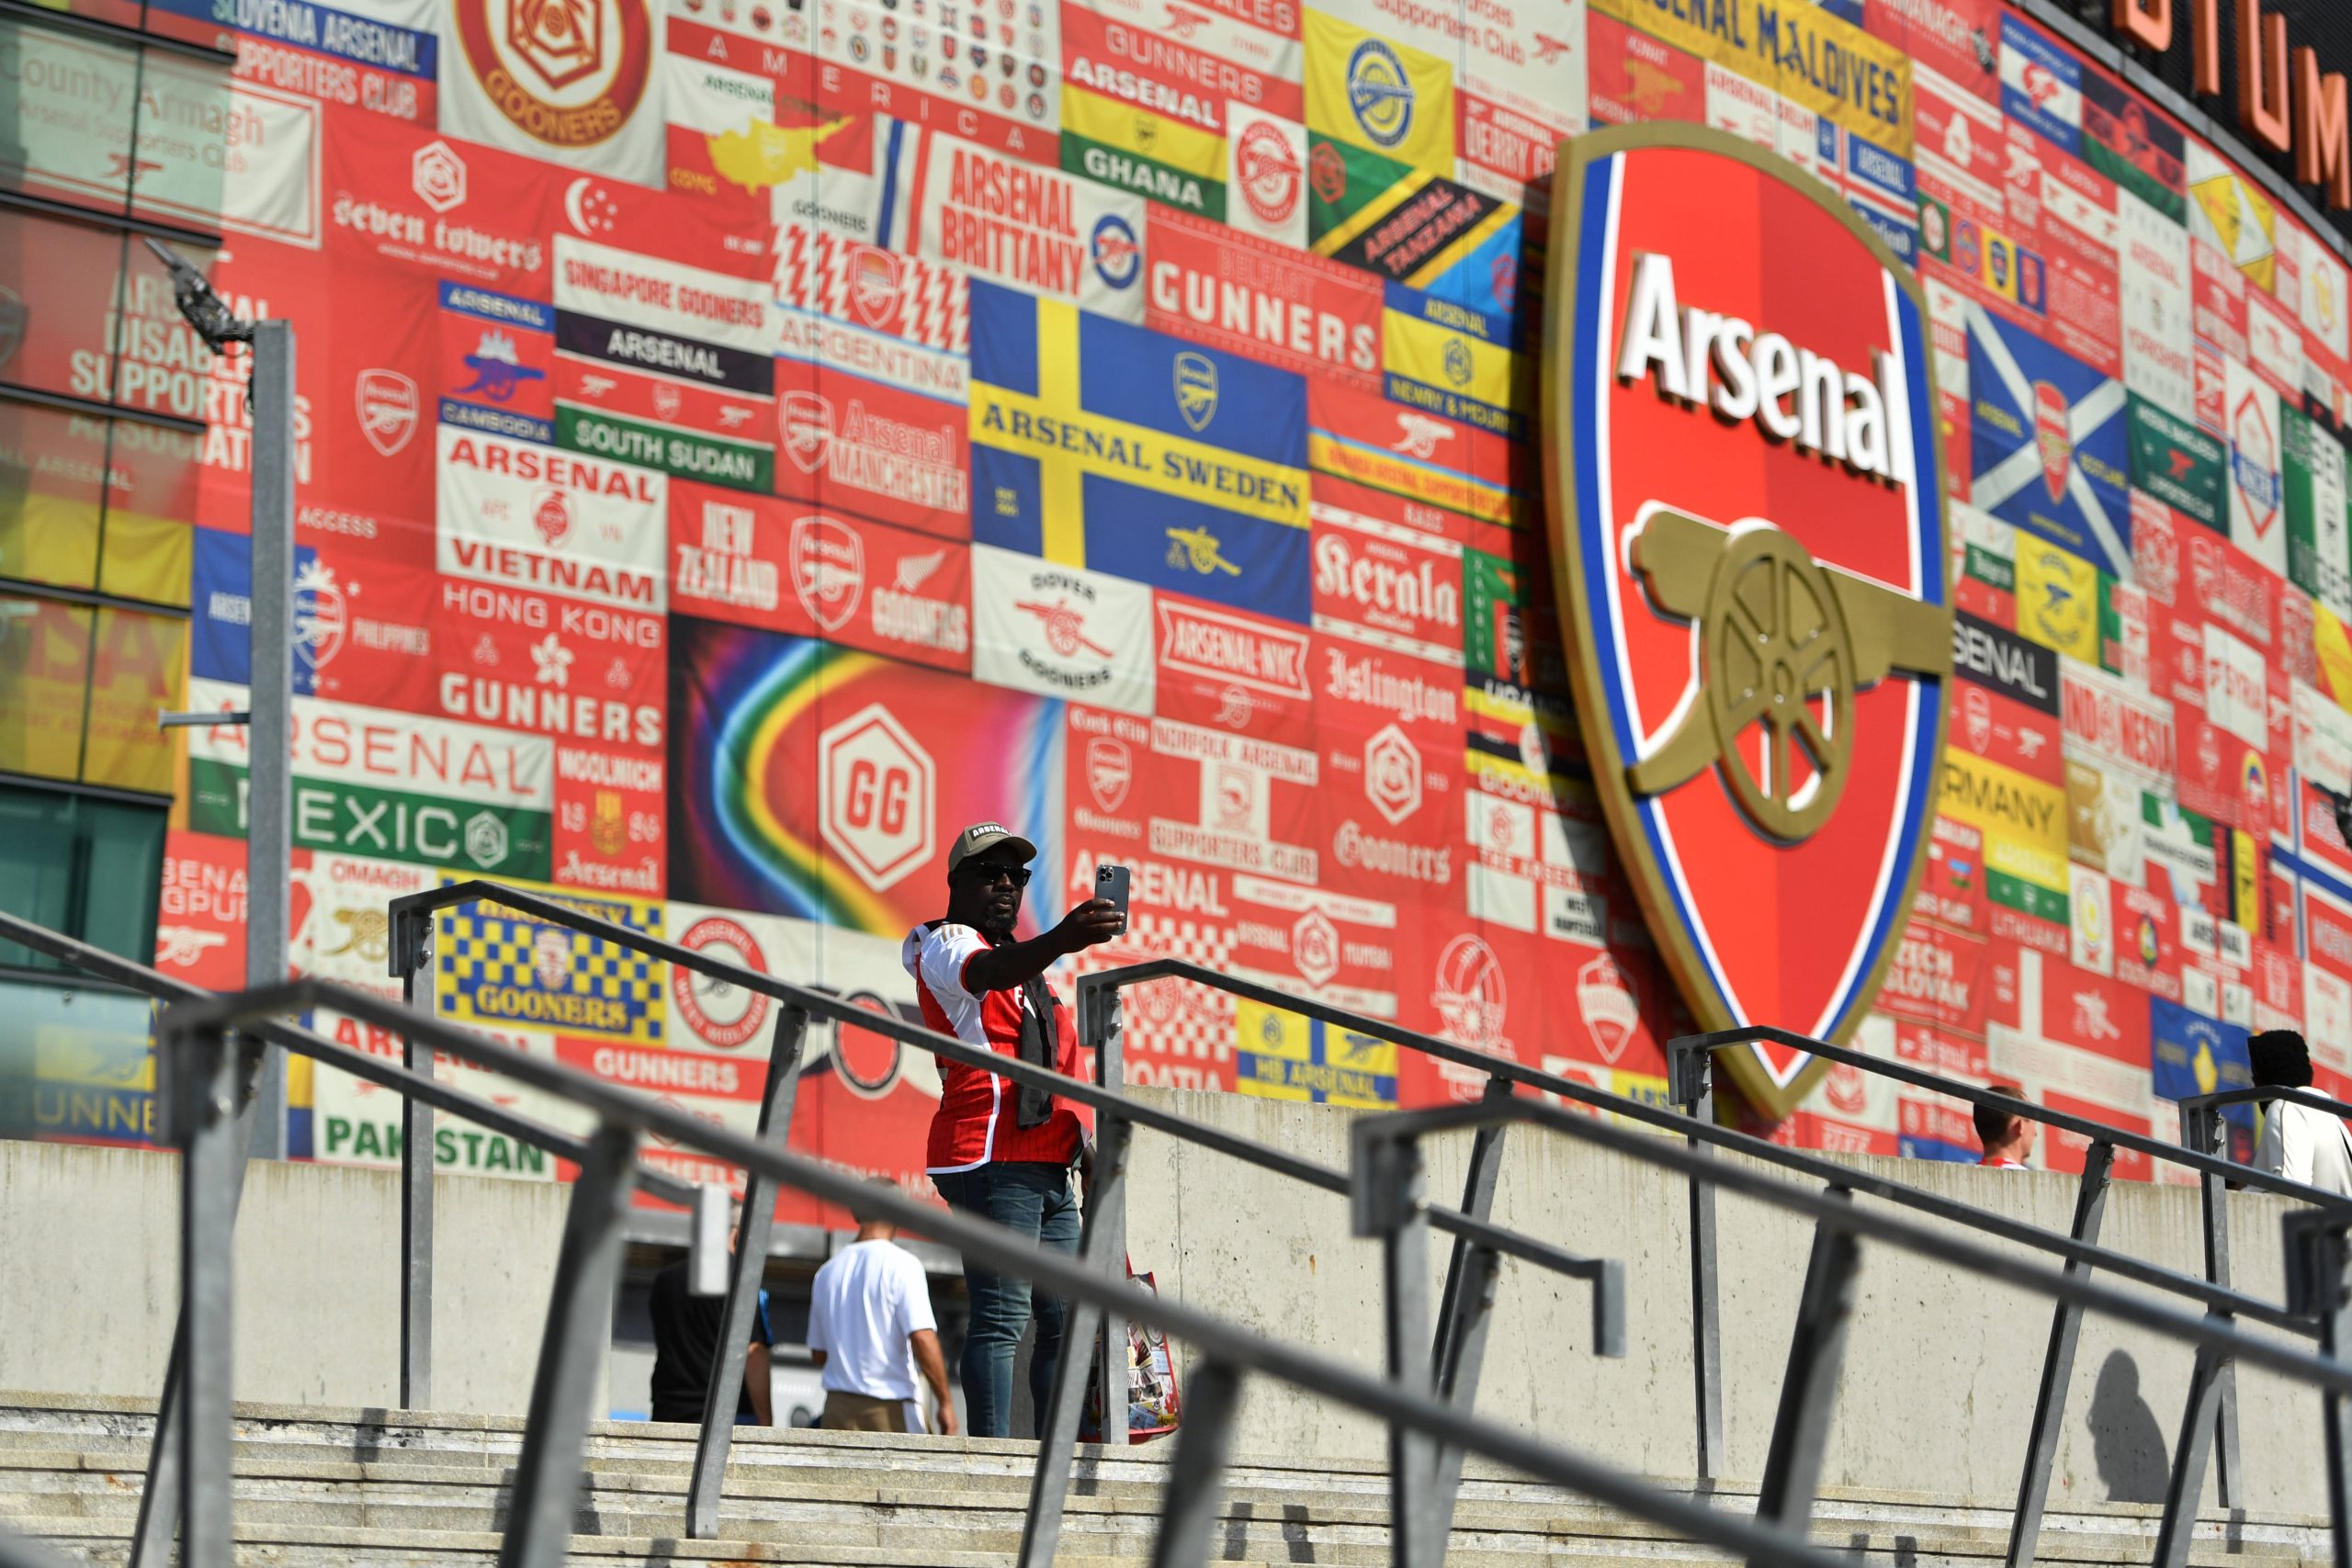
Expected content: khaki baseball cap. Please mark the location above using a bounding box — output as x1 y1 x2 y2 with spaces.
946 821 1038 877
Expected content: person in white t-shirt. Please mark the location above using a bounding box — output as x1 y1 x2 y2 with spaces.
2249 1031 2352 1196
808 1182 958 1435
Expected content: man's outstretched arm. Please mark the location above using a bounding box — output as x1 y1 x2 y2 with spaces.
960 899 1124 995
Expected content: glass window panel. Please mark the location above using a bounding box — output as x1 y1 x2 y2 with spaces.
75 791 166 953
96 507 191 604
126 47 232 232
0 977 158 1147
98 416 201 605
81 602 182 791
0 20 231 227
0 17 148 217
0 593 93 780
0 212 128 402
0 782 167 972
0 400 108 592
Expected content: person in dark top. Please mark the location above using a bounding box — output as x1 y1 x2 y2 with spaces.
646 1250 775 1427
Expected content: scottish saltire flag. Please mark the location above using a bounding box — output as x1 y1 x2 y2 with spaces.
968 279 1313 622
1968 300 2132 580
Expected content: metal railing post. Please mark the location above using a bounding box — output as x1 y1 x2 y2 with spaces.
1433 1076 1512 1376
243 316 296 1163
130 1035 263 1568
2181 1100 2241 1507
685 1003 809 1539
390 903 435 1410
1669 1035 1726 1483
1019 983 1131 1568
1753 1187 1862 1555
2325 1241 2352 1568
2006 1140 2115 1568
1147 1358 1244 1568
1357 1122 1441 1568
162 1016 243 1568
2154 1337 2230 1568
1093 985 1130 1444
2288 1209 2352 1568
1021 1111 1132 1568
500 1121 640 1568
1424 1076 1512 1553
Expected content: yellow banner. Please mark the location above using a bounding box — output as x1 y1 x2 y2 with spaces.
1591 0 1913 158
1236 997 1397 1109
437 877 668 1045
1303 9 1455 176
973 384 1309 535
1061 83 1226 181
1940 750 2068 896
2233 820 2260 931
1384 307 1518 418
1307 431 1514 525
2014 536 2099 664
2316 602 2352 714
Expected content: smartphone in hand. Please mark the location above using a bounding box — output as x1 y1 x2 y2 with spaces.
1096 863 1131 920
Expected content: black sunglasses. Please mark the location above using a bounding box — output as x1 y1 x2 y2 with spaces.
961 863 1031 887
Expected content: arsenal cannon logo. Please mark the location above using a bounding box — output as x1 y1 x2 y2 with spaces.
1543 126 1952 1117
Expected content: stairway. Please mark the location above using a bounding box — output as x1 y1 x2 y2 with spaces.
0 1393 2327 1566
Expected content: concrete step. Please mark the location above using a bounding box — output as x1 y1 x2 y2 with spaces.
0 1393 2327 1568
0 1512 1309 1568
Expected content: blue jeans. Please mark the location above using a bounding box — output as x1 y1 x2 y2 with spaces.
933 1160 1082 1438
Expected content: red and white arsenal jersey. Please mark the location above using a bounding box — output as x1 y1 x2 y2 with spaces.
902 920 1089 1174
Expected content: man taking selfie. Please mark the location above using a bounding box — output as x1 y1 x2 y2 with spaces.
901 822 1124 1438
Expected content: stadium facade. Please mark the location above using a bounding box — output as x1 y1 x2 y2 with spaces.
8 0 2352 1212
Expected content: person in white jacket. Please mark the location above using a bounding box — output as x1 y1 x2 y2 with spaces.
2247 1031 2352 1196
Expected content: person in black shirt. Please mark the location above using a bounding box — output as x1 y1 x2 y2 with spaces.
646 1250 775 1427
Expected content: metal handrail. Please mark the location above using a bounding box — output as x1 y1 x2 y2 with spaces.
1075 961 2304 1315
1347 1094 2352 1568
379 880 1622 1562
1675 1024 2352 1210
1680 1021 2352 1543
2181 1083 2352 1122
0 909 702 1207
153 976 1854 1568
1074 957 2324 1566
0 907 721 1568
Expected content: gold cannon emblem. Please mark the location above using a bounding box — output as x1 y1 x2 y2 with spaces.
1626 509 1952 843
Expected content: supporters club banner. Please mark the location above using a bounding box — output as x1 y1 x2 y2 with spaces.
118 0 2352 1170
669 484 975 673
435 429 669 613
871 121 1148 323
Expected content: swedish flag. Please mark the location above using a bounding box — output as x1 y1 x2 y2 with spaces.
968 280 1314 622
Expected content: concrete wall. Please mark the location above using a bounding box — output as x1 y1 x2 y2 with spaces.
0 1100 2328 1519
1123 1089 2325 1517
0 1141 570 1415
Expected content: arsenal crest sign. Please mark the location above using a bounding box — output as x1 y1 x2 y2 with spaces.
1544 127 1953 1118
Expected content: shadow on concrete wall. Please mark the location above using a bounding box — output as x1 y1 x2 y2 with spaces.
2086 1351 2168 1504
